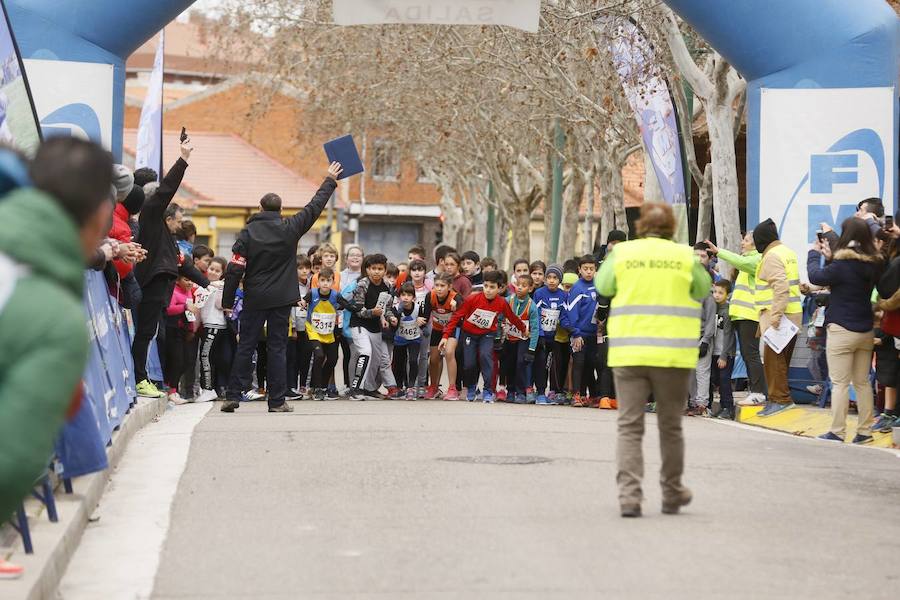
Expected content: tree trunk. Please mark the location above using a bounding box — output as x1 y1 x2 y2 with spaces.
584 172 595 256
542 148 554 263
439 188 463 249
560 170 585 259
507 205 531 266
707 102 742 277
696 164 713 243
596 161 620 250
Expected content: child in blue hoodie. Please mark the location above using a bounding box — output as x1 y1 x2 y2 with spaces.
533 263 568 404
561 255 605 407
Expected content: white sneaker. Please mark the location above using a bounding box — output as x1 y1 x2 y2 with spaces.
168 392 189 405
737 393 766 406
806 384 824 395
194 388 218 403
244 390 265 401
0 559 24 579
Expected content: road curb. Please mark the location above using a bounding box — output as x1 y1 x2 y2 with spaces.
3 396 167 600
736 403 897 449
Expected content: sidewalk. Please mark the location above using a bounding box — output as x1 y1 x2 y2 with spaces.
736 402 899 449
0 396 167 600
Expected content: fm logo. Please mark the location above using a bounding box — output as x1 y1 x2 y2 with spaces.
778 128 887 241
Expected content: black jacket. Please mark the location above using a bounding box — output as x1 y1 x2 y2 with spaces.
134 158 208 288
223 177 337 311
808 248 880 333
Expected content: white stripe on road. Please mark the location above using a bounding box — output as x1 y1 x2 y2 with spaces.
58 403 211 599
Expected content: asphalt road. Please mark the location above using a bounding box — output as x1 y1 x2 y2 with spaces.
149 401 900 599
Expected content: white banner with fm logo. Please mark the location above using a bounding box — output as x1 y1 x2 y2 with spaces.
759 87 895 280
332 0 540 32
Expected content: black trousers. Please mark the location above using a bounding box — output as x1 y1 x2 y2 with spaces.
226 305 291 408
594 339 615 399
533 338 552 394
132 276 175 383
572 337 598 397
288 332 313 390
392 341 422 389
551 340 571 393
310 340 339 389
163 326 191 391
736 319 767 395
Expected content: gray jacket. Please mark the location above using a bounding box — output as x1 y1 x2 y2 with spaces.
699 293 717 348
713 300 736 357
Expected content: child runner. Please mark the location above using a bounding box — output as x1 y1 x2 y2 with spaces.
349 254 398 400
504 274 540 403
561 255 600 408
711 280 737 419
195 257 228 403
440 270 527 403
533 263 567 404
426 273 458 399
164 275 199 404
288 255 313 398
311 242 342 290
407 259 433 395
529 260 546 295
389 282 431 399
461 250 484 293
688 285 718 415
304 266 347 400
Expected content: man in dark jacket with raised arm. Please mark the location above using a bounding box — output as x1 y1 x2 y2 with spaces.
221 161 343 413
131 138 209 399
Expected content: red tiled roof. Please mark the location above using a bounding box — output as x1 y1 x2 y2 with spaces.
123 130 326 210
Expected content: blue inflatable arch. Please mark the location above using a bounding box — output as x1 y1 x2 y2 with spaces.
6 0 195 160
664 0 900 231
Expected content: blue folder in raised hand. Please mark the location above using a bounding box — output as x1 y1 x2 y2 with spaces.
323 135 364 180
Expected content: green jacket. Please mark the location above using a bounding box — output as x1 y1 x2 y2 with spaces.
717 248 761 285
0 189 89 519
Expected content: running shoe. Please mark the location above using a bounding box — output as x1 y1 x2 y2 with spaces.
572 393 588 407
386 386 403 399
406 388 417 401
873 413 897 433
424 384 440 400
496 388 508 402
852 433 873 445
325 388 340 400
444 385 460 401
818 431 843 442
513 393 527 404
194 388 218 403
168 391 188 405
244 389 266 401
0 559 24 579
136 379 165 399
737 393 766 406
315 388 327 401
525 389 536 404
482 390 496 403
757 402 795 417
536 394 550 405
467 386 479 402
587 397 601 409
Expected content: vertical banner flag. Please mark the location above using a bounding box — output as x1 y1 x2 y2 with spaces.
760 87 894 280
333 0 540 32
136 29 164 177
0 0 41 156
604 17 689 242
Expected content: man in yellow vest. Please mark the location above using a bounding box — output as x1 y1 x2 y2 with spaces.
595 203 711 518
752 218 803 417
704 233 767 406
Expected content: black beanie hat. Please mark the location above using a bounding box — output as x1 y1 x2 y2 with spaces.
752 218 779 253
122 185 145 215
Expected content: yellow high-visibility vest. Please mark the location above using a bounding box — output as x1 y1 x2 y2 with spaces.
606 238 701 369
730 265 759 322
754 243 802 315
